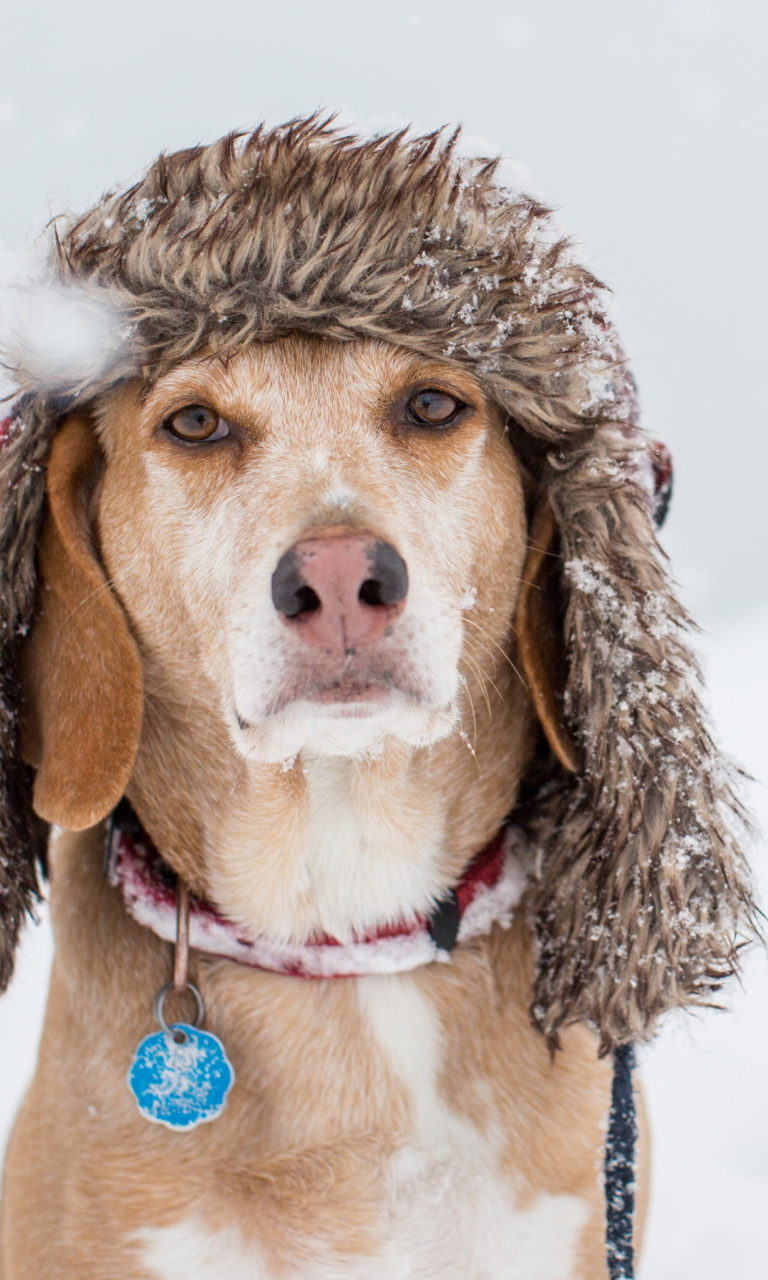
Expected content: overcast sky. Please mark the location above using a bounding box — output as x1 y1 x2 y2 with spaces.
1 0 766 622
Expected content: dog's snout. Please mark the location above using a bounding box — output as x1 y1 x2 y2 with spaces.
271 529 408 651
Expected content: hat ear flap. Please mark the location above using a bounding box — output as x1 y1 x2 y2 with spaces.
515 499 579 774
522 467 753 1053
23 414 143 830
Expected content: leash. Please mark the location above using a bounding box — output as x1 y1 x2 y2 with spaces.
605 1044 637 1279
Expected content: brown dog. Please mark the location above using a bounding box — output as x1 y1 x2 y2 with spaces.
0 120 750 1278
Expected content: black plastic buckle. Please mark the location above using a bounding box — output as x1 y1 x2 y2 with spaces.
427 889 461 952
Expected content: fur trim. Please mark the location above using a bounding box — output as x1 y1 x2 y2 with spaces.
0 116 754 1043
0 395 54 989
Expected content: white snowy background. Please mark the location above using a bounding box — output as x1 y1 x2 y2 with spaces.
1 1 766 1274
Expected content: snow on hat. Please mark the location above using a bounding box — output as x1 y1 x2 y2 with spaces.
0 116 753 1049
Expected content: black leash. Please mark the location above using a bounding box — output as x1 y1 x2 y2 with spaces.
605 1044 637 1279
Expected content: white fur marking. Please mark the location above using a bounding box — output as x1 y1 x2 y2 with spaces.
138 978 587 1280
139 1220 266 1280
140 1220 404 1280
357 975 589 1279
297 754 446 942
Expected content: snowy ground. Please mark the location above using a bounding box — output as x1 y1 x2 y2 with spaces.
0 611 766 1274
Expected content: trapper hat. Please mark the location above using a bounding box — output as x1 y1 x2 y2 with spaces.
0 116 753 1050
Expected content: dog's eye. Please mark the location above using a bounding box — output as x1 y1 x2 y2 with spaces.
164 405 230 442
407 389 464 428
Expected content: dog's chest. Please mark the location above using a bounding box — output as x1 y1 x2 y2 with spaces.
139 977 588 1280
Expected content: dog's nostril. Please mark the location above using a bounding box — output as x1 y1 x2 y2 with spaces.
292 585 321 616
358 578 384 607
272 551 322 619
366 541 408 606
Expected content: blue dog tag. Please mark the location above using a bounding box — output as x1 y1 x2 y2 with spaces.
128 1023 234 1131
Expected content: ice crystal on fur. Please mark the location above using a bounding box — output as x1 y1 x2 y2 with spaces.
0 115 754 1047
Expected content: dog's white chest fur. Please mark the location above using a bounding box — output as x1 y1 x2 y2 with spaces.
139 977 587 1280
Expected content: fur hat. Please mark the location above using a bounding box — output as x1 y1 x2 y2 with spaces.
0 116 754 1050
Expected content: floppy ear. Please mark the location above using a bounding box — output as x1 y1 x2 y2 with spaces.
23 413 143 830
515 499 579 774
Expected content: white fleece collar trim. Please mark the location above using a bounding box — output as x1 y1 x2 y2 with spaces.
106 816 527 979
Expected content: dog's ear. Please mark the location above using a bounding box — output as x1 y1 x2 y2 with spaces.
22 414 143 830
515 499 579 773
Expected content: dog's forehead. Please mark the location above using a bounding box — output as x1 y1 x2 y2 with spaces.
112 335 492 436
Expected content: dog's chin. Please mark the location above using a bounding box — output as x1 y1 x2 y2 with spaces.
234 689 457 763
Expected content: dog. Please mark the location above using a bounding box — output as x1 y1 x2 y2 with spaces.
0 119 751 1278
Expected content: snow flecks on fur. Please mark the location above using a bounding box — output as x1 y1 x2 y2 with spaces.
0 114 755 1046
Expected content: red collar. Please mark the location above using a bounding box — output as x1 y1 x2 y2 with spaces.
106 802 526 979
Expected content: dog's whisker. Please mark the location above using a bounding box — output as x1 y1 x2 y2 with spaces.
144 676 178 698
228 754 247 798
463 643 508 709
458 673 478 753
463 616 528 691
457 677 483 776
460 649 495 725
183 669 204 726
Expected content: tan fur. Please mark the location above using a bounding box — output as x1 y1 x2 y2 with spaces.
2 337 645 1276
514 501 578 774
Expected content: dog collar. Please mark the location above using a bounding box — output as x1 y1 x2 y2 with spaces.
106 800 527 979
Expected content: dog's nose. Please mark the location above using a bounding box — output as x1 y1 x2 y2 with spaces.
271 528 408 651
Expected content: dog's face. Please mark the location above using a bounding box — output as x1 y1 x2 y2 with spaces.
95 336 528 764
24 334 556 938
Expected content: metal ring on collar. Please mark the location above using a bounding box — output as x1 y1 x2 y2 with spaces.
154 980 205 1042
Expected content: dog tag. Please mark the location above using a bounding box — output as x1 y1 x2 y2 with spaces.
128 1024 234 1131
